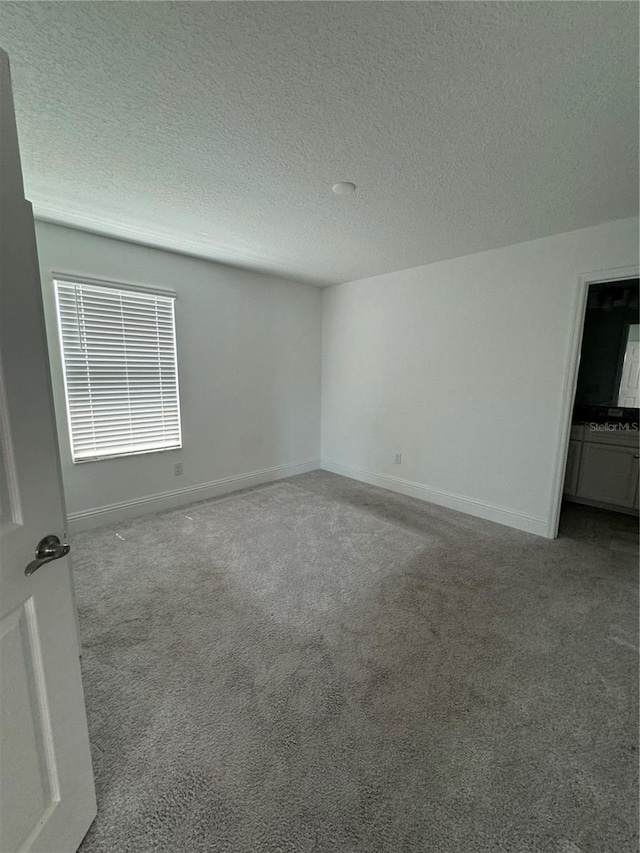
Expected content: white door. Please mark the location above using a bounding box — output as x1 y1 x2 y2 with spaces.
618 332 640 408
0 50 96 852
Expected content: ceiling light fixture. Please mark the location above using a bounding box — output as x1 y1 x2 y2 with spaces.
332 181 357 195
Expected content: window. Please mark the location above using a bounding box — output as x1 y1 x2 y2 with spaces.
54 279 182 462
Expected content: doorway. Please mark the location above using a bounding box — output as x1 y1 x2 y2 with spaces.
555 275 639 542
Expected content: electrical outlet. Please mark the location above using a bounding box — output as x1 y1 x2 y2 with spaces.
174 462 183 476
394 452 402 465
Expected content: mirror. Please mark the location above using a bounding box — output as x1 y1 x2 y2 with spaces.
575 279 639 411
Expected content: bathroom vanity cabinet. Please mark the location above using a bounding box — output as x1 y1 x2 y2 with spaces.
564 424 639 513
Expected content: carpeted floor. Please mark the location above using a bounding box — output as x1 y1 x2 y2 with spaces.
74 471 639 853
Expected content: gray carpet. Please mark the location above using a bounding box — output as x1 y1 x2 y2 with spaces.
74 471 639 853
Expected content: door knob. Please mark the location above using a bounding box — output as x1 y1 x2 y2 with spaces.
25 535 71 576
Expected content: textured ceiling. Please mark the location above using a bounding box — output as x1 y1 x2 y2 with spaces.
0 2 637 286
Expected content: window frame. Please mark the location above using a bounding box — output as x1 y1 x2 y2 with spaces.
52 274 183 464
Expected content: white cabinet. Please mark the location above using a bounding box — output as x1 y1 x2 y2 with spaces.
566 425 639 513
563 439 582 496
576 443 638 507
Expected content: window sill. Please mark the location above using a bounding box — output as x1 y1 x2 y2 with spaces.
72 444 182 464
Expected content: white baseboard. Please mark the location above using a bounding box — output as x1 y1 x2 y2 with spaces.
321 459 551 538
67 457 551 538
67 459 320 532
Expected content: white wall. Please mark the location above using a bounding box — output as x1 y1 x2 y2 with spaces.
36 222 322 529
321 217 639 537
37 217 638 537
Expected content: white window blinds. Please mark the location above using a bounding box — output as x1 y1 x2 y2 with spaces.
54 279 182 462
